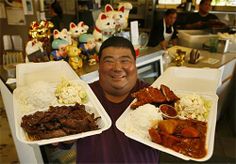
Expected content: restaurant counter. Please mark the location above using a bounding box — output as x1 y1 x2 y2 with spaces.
0 46 235 163
167 46 236 120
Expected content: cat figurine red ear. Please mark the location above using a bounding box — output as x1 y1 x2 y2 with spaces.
105 4 113 12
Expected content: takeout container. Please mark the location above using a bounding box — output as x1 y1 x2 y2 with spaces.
178 30 218 49
13 61 111 145
116 66 221 161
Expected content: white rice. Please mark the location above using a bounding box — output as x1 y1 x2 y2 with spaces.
124 104 163 139
14 81 58 114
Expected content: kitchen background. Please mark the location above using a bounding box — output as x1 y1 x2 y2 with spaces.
0 0 236 64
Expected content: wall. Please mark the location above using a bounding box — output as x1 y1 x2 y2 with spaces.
0 0 38 63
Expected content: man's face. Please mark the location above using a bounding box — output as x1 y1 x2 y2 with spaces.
165 13 177 26
99 47 137 96
200 0 212 15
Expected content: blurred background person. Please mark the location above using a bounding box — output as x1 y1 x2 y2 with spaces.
49 0 63 31
184 0 224 29
148 9 178 50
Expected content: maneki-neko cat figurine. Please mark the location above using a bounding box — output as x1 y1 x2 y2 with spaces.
53 28 72 45
104 4 126 33
50 29 72 61
25 39 49 62
69 21 89 46
93 12 116 51
28 20 54 54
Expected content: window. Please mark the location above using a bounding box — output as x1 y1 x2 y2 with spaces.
196 0 236 6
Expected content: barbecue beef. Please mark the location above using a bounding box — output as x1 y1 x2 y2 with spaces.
21 103 99 140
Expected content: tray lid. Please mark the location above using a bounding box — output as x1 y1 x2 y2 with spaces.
16 61 79 87
152 66 221 94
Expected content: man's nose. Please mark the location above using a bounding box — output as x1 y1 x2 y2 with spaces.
113 61 122 70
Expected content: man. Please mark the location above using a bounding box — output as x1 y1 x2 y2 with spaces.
49 1 63 31
184 0 223 29
75 36 160 163
148 9 178 50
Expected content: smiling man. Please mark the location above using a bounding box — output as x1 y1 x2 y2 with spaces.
75 36 160 163
98 45 137 103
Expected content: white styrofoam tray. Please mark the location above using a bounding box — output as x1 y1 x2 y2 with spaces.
16 61 79 87
13 61 111 145
178 30 218 49
116 67 221 161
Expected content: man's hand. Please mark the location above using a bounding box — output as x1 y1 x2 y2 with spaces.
160 40 168 50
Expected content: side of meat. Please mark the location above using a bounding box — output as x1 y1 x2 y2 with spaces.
158 119 179 134
131 87 166 109
149 118 207 159
21 103 99 140
160 84 179 102
131 85 179 109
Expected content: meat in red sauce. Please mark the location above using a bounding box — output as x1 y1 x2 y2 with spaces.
149 118 207 158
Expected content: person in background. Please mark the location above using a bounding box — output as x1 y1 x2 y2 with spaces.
59 36 160 163
184 0 224 29
148 9 178 50
49 0 63 31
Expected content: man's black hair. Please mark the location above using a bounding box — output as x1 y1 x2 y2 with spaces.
165 9 177 16
98 36 136 61
200 0 212 5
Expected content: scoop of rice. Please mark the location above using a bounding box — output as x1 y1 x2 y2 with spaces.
15 81 58 113
124 104 163 139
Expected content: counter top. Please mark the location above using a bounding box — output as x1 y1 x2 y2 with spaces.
1 45 235 92
167 46 236 69
0 46 162 92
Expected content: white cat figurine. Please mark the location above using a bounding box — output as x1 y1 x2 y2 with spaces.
104 4 127 32
93 12 116 42
53 28 72 45
69 21 89 38
25 39 48 62
118 2 133 20
93 12 116 51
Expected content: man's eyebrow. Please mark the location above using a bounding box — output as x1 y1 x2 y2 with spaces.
119 55 133 59
102 55 133 61
102 56 114 60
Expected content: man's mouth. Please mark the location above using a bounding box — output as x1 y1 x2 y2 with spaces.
111 75 126 80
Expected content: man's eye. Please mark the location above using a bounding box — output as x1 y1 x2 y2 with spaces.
121 59 131 63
